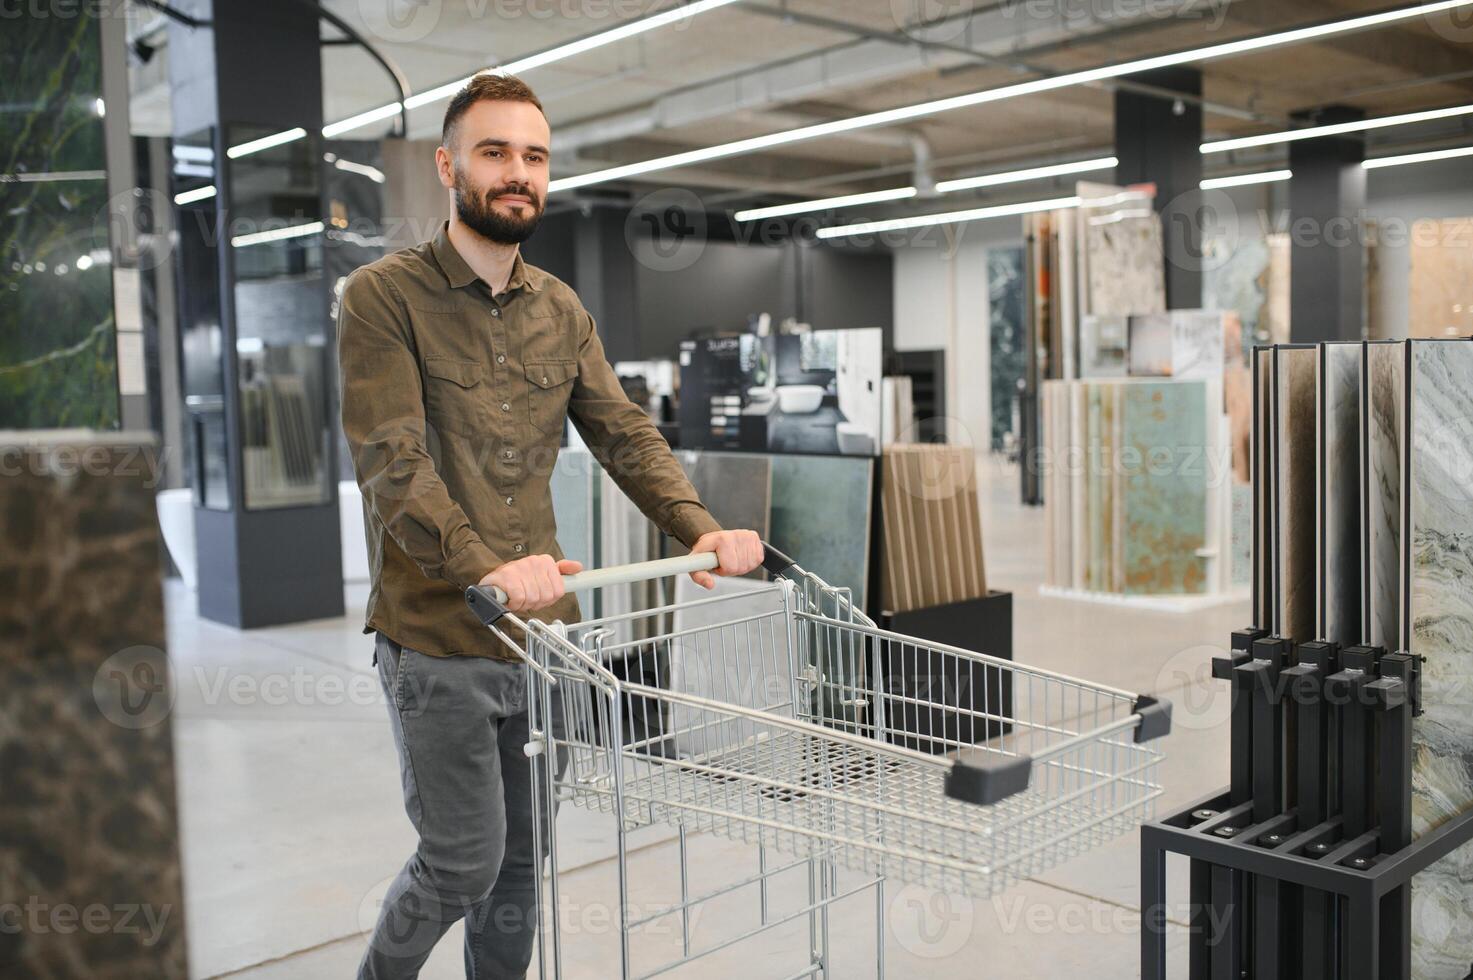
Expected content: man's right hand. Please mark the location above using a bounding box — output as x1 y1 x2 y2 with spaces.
479 555 583 612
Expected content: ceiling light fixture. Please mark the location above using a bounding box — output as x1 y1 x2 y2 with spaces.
1199 169 1293 189
316 0 744 141
551 0 1473 193
934 156 1118 194
1201 103 1473 153
735 187 918 221
1362 144 1473 169
815 195 1081 239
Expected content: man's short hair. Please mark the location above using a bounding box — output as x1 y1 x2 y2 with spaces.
441 72 545 149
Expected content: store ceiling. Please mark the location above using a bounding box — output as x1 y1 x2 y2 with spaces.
127 0 1473 210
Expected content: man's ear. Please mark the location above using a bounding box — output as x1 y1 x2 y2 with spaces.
434 145 455 190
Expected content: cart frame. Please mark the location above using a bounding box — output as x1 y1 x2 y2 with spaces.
468 544 1171 979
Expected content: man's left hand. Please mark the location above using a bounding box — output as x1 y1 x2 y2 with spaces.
689 529 763 589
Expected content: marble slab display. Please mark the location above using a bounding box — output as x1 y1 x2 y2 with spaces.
1409 218 1473 338
1128 311 1228 379
879 444 987 614
988 247 1027 451
1070 382 1088 589
1078 181 1167 318
1253 348 1274 629
1405 339 1473 978
1127 313 1173 377
1318 342 1363 646
768 454 874 611
1120 380 1209 595
1086 385 1104 591
1080 314 1129 378
0 433 188 978
1274 346 1318 642
550 447 599 573
1232 481 1252 588
675 451 772 579
1365 341 1405 652
1203 235 1271 351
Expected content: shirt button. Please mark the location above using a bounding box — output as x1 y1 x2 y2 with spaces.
503 449 514 459
513 543 524 553
541 376 549 385
491 308 501 318
497 354 506 364
501 402 510 412
505 496 514 505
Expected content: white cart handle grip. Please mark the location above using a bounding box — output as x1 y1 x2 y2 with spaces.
466 543 797 625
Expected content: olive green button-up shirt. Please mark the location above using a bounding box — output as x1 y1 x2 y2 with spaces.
338 220 721 660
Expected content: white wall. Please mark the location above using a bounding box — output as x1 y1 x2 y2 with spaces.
891 218 1023 450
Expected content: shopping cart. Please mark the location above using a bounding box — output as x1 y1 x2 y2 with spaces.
467 544 1171 979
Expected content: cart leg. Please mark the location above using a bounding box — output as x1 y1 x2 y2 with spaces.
874 877 886 980
1209 866 1242 980
1141 837 1167 980
678 825 691 959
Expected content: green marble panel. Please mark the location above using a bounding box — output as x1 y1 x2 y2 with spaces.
1406 339 1473 979
1120 381 1209 595
768 453 874 610
1 15 119 428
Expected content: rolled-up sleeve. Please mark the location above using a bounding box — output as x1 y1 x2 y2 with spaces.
337 268 501 588
566 309 721 548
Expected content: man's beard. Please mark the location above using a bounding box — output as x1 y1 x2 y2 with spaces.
453 167 543 245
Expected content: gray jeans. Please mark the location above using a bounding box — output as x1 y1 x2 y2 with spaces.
359 632 561 980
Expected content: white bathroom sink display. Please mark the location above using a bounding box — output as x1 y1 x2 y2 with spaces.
776 384 826 414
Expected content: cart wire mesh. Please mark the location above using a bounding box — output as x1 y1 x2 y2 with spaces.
516 568 1165 902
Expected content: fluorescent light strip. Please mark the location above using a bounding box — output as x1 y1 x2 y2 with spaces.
0 170 106 183
1200 169 1292 189
735 187 917 221
1202 103 1473 153
1363 144 1473 169
231 220 324 248
816 195 1081 239
174 185 218 206
935 156 1117 193
320 0 743 137
227 127 307 160
551 0 1473 192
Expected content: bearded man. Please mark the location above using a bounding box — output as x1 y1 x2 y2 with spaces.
337 72 762 979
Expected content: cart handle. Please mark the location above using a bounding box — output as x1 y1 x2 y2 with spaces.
466 542 799 626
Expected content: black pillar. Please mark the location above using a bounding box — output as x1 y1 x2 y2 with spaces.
1115 67 1204 309
1289 107 1366 343
169 0 344 628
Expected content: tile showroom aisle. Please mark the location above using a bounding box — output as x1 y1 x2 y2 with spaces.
169 459 1243 979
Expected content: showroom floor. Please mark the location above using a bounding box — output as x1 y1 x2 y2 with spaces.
168 458 1243 979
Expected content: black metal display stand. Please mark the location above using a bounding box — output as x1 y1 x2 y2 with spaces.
1140 629 1473 979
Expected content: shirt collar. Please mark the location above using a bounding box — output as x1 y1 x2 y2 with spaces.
430 220 542 296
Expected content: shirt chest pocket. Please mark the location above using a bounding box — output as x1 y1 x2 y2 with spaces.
525 359 577 435
423 356 487 436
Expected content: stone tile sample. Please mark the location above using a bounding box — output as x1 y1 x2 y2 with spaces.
1274 346 1317 642
1319 342 1363 645
550 447 599 572
1079 183 1166 318
1406 339 1473 979
674 451 772 579
1254 349 1274 627
769 454 874 611
1120 380 1209 595
879 444 987 614
1080 314 1129 378
1366 341 1405 652
0 433 188 978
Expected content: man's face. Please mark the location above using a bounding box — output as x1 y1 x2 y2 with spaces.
437 99 550 245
